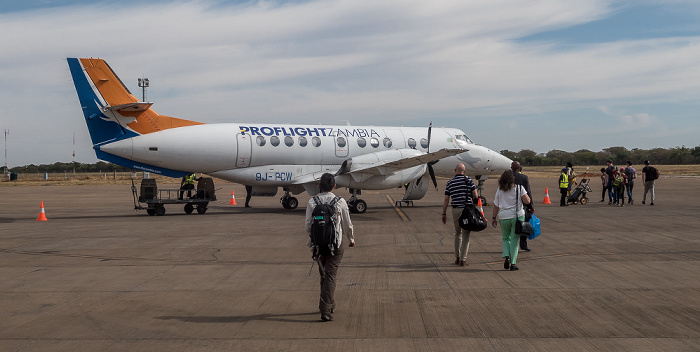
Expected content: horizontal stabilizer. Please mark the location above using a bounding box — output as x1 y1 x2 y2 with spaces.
105 102 154 112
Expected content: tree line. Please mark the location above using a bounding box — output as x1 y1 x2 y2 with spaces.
7 161 131 174
6 145 700 174
499 145 700 166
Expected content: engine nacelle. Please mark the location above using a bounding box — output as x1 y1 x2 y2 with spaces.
401 174 431 200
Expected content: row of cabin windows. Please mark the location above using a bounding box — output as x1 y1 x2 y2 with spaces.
255 136 431 149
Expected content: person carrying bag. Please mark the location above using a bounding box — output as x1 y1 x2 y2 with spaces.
491 170 531 271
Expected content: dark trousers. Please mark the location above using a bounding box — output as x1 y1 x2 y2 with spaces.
179 184 194 199
560 188 568 206
318 245 345 314
519 235 528 249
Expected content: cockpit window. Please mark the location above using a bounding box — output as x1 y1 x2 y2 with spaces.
455 134 474 144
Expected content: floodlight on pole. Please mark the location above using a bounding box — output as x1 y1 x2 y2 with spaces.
138 77 149 102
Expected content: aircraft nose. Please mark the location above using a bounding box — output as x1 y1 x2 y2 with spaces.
489 151 512 173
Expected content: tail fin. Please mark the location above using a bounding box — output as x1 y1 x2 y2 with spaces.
67 58 202 146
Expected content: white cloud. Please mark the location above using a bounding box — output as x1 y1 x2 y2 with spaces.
0 0 699 165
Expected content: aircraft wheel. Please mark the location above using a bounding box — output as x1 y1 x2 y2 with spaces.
353 199 367 214
147 208 156 216
287 197 299 209
196 204 207 214
184 203 194 214
155 206 166 216
580 197 588 205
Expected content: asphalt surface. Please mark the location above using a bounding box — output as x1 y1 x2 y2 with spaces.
1 176 699 351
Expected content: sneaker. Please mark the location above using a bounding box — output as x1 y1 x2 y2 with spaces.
321 314 333 321
510 265 519 271
520 247 531 252
455 259 460 265
460 261 467 266
599 199 604 202
650 202 654 205
642 201 645 204
504 257 510 270
608 202 612 205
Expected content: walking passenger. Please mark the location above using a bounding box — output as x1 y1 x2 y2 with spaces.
605 160 615 204
641 160 657 205
491 170 531 271
599 168 608 202
624 161 637 205
511 161 534 252
441 163 478 266
305 173 355 322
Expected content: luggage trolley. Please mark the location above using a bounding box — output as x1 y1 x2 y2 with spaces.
132 177 217 216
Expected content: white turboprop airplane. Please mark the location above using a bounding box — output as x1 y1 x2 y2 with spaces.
67 58 512 213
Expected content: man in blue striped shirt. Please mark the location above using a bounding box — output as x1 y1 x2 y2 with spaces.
441 163 478 266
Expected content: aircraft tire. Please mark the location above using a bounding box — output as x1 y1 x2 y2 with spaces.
287 197 299 210
353 199 367 214
184 203 194 214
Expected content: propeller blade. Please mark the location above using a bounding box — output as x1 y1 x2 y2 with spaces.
428 163 438 189
427 122 432 152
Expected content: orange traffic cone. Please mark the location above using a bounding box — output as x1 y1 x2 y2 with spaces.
229 190 237 205
36 201 48 221
477 198 487 222
542 187 552 204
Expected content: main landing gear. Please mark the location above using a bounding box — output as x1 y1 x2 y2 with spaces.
280 190 299 210
348 188 367 214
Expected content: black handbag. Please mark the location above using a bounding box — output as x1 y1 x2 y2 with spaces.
514 186 534 235
458 203 488 231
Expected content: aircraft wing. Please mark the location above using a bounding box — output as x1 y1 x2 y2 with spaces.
290 148 465 186
346 148 465 176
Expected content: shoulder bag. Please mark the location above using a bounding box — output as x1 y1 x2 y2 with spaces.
514 185 534 235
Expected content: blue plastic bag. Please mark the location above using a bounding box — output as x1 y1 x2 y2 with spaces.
527 213 541 240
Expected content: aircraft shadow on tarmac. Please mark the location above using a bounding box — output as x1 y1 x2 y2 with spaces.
155 311 320 324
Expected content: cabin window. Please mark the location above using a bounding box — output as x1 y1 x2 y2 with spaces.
271 136 280 147
284 136 294 147
256 136 266 146
383 137 392 148
370 138 379 148
420 138 429 149
312 136 321 147
357 137 367 148
336 137 346 148
407 138 416 149
299 136 308 147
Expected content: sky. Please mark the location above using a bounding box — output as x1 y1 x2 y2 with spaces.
1 0 700 168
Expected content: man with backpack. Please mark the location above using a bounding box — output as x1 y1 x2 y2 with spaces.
641 160 658 205
305 173 355 322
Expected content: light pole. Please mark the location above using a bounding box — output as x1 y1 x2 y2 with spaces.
3 129 8 176
138 77 149 102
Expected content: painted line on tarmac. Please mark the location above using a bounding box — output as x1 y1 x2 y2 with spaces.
484 253 570 265
385 195 411 222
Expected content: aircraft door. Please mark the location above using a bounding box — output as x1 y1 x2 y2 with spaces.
335 136 349 158
236 133 252 167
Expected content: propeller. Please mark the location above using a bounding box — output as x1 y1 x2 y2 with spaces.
426 122 438 189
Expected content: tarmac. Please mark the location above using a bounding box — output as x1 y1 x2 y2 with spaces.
1 176 699 351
